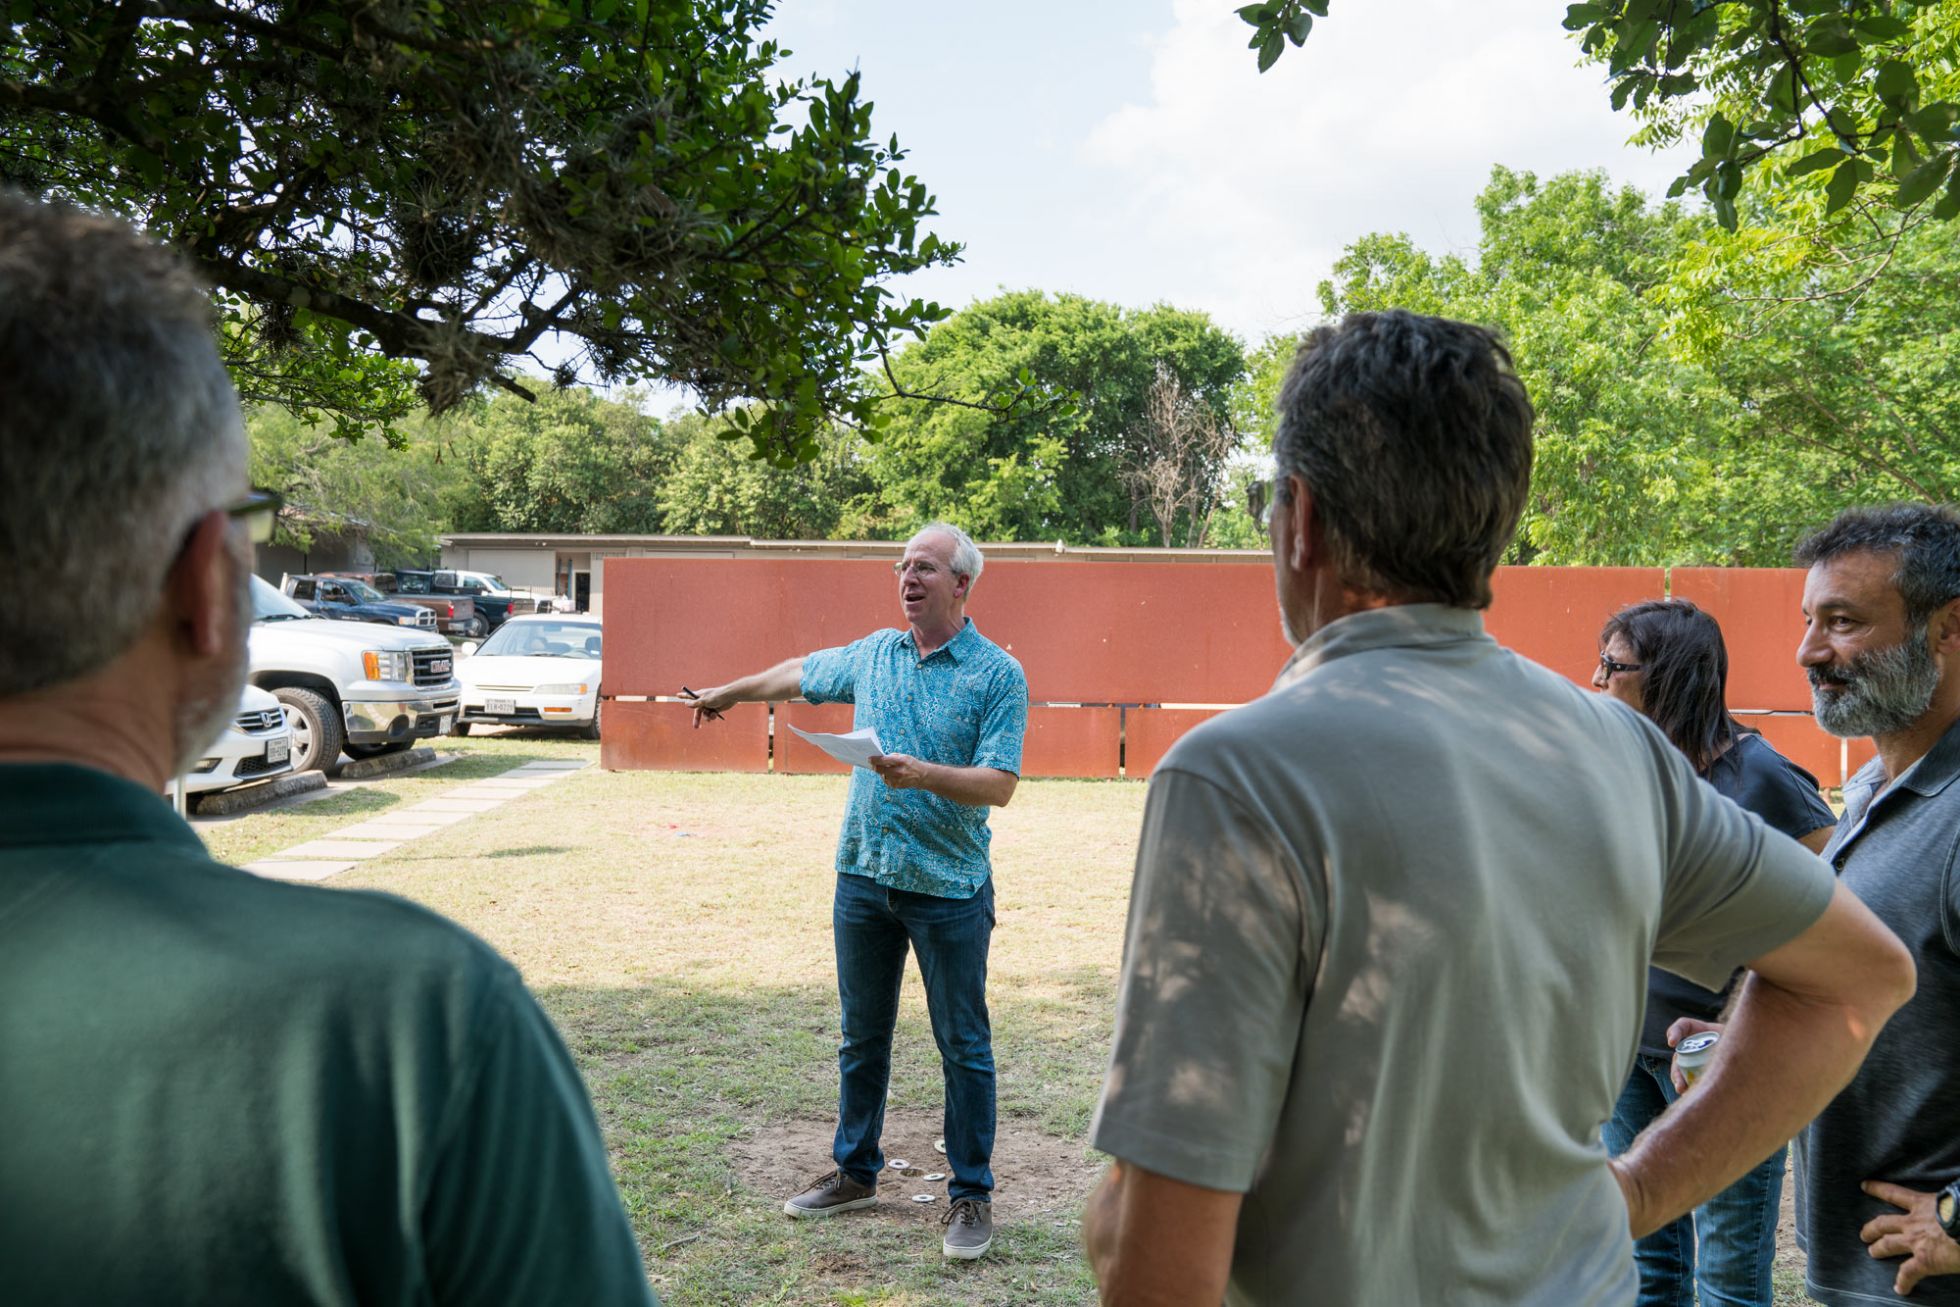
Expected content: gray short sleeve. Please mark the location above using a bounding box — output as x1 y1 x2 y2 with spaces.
1089 768 1319 1193
1652 744 1837 990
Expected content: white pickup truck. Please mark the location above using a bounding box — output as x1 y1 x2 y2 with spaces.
248 576 462 772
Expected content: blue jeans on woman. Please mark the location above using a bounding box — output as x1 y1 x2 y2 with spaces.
831 872 996 1202
1603 1052 1784 1307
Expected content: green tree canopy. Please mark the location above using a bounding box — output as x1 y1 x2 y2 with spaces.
247 405 460 566
1 0 955 456
1238 1 1960 230
1284 166 1959 566
870 291 1250 544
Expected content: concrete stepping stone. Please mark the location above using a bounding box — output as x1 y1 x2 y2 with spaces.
274 838 403 860
405 798 505 813
245 860 355 881
332 821 447 841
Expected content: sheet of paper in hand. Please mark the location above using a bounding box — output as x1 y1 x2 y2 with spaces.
786 725 887 769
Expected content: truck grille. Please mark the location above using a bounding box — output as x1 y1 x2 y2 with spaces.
233 708 283 734
413 610 436 628
412 646 455 687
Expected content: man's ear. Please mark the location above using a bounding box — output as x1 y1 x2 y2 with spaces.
1932 597 1960 657
1283 474 1317 574
166 510 234 658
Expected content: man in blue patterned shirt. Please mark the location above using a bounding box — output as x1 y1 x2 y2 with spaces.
689 523 1028 1261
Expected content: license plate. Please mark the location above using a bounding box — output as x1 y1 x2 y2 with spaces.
265 737 291 764
437 715 452 734
486 697 516 715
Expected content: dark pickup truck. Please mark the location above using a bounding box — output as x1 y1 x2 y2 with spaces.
323 571 480 638
282 575 438 632
387 569 540 634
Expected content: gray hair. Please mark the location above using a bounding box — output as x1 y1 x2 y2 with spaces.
912 521 984 592
0 191 246 696
1274 310 1534 609
1794 504 1960 628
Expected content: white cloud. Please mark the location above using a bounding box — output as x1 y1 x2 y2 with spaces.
1075 0 1700 341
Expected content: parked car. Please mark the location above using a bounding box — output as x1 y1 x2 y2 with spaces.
392 569 540 633
282 574 437 631
454 613 602 739
322 571 479 637
249 576 462 771
165 683 296 800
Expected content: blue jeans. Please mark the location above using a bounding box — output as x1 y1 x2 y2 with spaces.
1603 1052 1784 1307
831 872 996 1202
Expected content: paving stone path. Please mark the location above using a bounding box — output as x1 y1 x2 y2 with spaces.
244 758 590 882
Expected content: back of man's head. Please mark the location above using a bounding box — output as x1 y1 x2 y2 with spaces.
1274 310 1534 609
0 191 245 698
1795 504 1960 628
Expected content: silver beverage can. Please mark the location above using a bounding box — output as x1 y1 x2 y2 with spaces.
1676 1031 1720 1087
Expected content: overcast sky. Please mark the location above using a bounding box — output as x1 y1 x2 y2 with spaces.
761 0 1701 345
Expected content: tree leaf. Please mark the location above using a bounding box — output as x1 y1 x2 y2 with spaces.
1286 10 1312 44
1786 148 1845 177
1894 157 1953 210
1934 169 1960 221
1701 112 1735 159
1256 32 1284 72
1851 14 1913 41
1825 158 1861 213
1874 59 1917 104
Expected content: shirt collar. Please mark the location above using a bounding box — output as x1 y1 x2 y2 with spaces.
900 616 977 663
1272 603 1490 693
1829 716 1960 861
0 763 203 852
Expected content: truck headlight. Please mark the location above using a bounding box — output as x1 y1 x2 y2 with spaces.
533 682 589 695
362 650 411 682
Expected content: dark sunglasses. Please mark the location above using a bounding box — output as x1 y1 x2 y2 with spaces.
225 487 284 545
1597 654 1644 676
1245 476 1281 530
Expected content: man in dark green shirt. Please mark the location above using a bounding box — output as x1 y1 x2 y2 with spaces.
0 192 656 1304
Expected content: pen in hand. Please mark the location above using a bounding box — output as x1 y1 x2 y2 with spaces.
680 686 724 721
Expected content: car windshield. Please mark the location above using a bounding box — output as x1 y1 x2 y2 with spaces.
251 575 311 622
335 578 388 603
476 621 603 659
474 573 514 595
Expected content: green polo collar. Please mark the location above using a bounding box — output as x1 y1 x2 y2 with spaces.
0 763 203 852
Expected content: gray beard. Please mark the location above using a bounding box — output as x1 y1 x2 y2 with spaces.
1809 624 1941 738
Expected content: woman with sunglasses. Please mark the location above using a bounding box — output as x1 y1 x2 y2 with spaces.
1594 599 1837 1307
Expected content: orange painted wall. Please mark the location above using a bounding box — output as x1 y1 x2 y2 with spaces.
600 558 1862 786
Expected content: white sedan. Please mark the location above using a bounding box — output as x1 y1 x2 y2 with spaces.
454 614 602 738
167 683 296 798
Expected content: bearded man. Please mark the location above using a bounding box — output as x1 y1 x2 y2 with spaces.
1771 505 1960 1304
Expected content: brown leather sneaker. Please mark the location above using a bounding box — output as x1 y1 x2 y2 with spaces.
941 1197 993 1259
782 1169 878 1219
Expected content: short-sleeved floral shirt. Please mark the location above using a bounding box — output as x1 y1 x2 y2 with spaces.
800 619 1028 898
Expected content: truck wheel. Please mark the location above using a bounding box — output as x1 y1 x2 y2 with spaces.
273 687 343 773
344 740 412 761
580 699 601 741
465 614 489 639
451 720 473 737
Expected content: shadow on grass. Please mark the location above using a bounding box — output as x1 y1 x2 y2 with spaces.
479 844 576 859
537 976 1108 1307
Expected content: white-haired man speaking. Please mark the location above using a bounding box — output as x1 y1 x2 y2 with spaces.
690 523 1028 1260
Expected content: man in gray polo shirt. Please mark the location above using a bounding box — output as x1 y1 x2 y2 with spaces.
1081 310 1916 1306
1776 505 1960 1304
